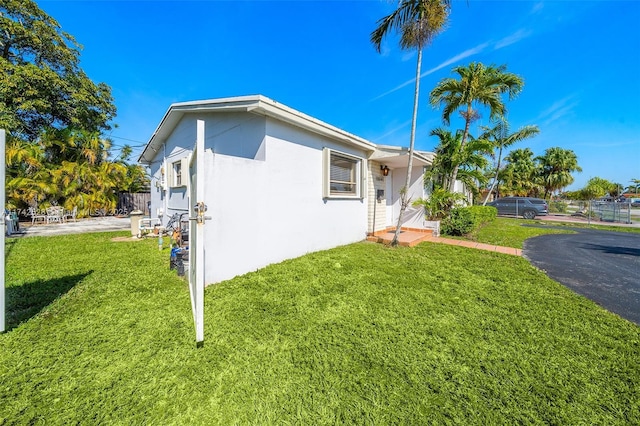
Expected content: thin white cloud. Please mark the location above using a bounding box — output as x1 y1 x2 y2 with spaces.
378 40 391 58
537 96 579 126
375 119 413 140
494 29 532 50
371 42 489 101
371 27 533 102
421 42 490 77
531 2 544 15
402 51 416 62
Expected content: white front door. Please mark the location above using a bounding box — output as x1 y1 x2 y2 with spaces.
188 120 207 346
385 170 394 227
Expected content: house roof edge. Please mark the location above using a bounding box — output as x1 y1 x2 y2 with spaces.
138 95 377 164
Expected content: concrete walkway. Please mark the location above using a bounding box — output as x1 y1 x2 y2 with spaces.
368 229 522 256
420 235 522 256
8 216 131 238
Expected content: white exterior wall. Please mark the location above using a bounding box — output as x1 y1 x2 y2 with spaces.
387 165 428 229
148 112 369 285
148 112 267 225
202 119 368 284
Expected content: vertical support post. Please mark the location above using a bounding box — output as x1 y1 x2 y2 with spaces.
195 120 204 345
1 129 5 333
189 120 206 346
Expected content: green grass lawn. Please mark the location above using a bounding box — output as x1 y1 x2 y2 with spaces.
1 232 638 424
466 217 640 249
460 217 574 249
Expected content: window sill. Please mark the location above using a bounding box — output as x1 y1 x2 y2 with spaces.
324 195 363 200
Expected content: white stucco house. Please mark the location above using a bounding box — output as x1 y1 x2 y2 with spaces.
139 95 437 285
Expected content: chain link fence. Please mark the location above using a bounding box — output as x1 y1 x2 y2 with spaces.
550 200 633 224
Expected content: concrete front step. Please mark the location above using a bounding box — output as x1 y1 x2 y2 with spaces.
366 228 434 247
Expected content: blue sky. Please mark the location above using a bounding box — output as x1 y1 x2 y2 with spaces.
39 0 640 190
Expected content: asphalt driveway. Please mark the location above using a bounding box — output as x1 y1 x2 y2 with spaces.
523 227 640 325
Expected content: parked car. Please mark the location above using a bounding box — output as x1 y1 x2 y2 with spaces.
487 197 549 219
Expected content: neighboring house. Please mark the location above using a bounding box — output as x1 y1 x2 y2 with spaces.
139 95 435 285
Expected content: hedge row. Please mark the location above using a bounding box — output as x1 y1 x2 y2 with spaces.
441 205 497 236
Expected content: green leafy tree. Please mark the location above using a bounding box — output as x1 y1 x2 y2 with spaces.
627 179 640 194
609 183 623 198
426 127 491 197
1 1 148 214
114 144 151 193
479 119 539 204
568 177 615 201
500 148 541 197
584 177 612 199
429 62 524 192
0 0 116 140
413 187 466 220
371 0 451 246
537 147 582 199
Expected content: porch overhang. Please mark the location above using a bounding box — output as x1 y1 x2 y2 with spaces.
369 145 434 169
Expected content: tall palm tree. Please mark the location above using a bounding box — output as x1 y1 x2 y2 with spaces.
429 62 523 192
537 147 582 198
427 127 491 196
371 0 451 246
479 119 539 204
501 148 541 197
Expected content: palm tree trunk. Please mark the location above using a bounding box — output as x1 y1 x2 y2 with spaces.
448 104 472 193
482 145 503 205
391 47 422 246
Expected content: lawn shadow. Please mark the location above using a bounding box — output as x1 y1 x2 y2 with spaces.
5 271 93 331
4 238 19 261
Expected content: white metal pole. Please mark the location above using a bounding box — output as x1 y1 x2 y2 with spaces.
194 120 205 346
1 129 6 333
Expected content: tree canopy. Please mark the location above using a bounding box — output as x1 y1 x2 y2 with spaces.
0 0 116 140
479 120 539 203
1 0 148 215
537 147 582 198
429 62 524 191
426 127 491 197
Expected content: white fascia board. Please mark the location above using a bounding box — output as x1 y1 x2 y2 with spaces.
139 94 378 164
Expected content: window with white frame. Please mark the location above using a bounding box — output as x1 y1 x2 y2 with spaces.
170 157 189 188
323 148 363 198
173 160 182 186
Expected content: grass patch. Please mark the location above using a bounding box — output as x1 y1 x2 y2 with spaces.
465 217 640 249
1 233 638 424
462 217 575 249
538 220 640 234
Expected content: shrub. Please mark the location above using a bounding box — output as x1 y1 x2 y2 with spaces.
441 206 497 236
467 205 497 223
441 208 475 236
549 201 568 213
413 188 467 220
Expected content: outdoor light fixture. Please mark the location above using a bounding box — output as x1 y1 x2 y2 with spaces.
381 165 390 176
